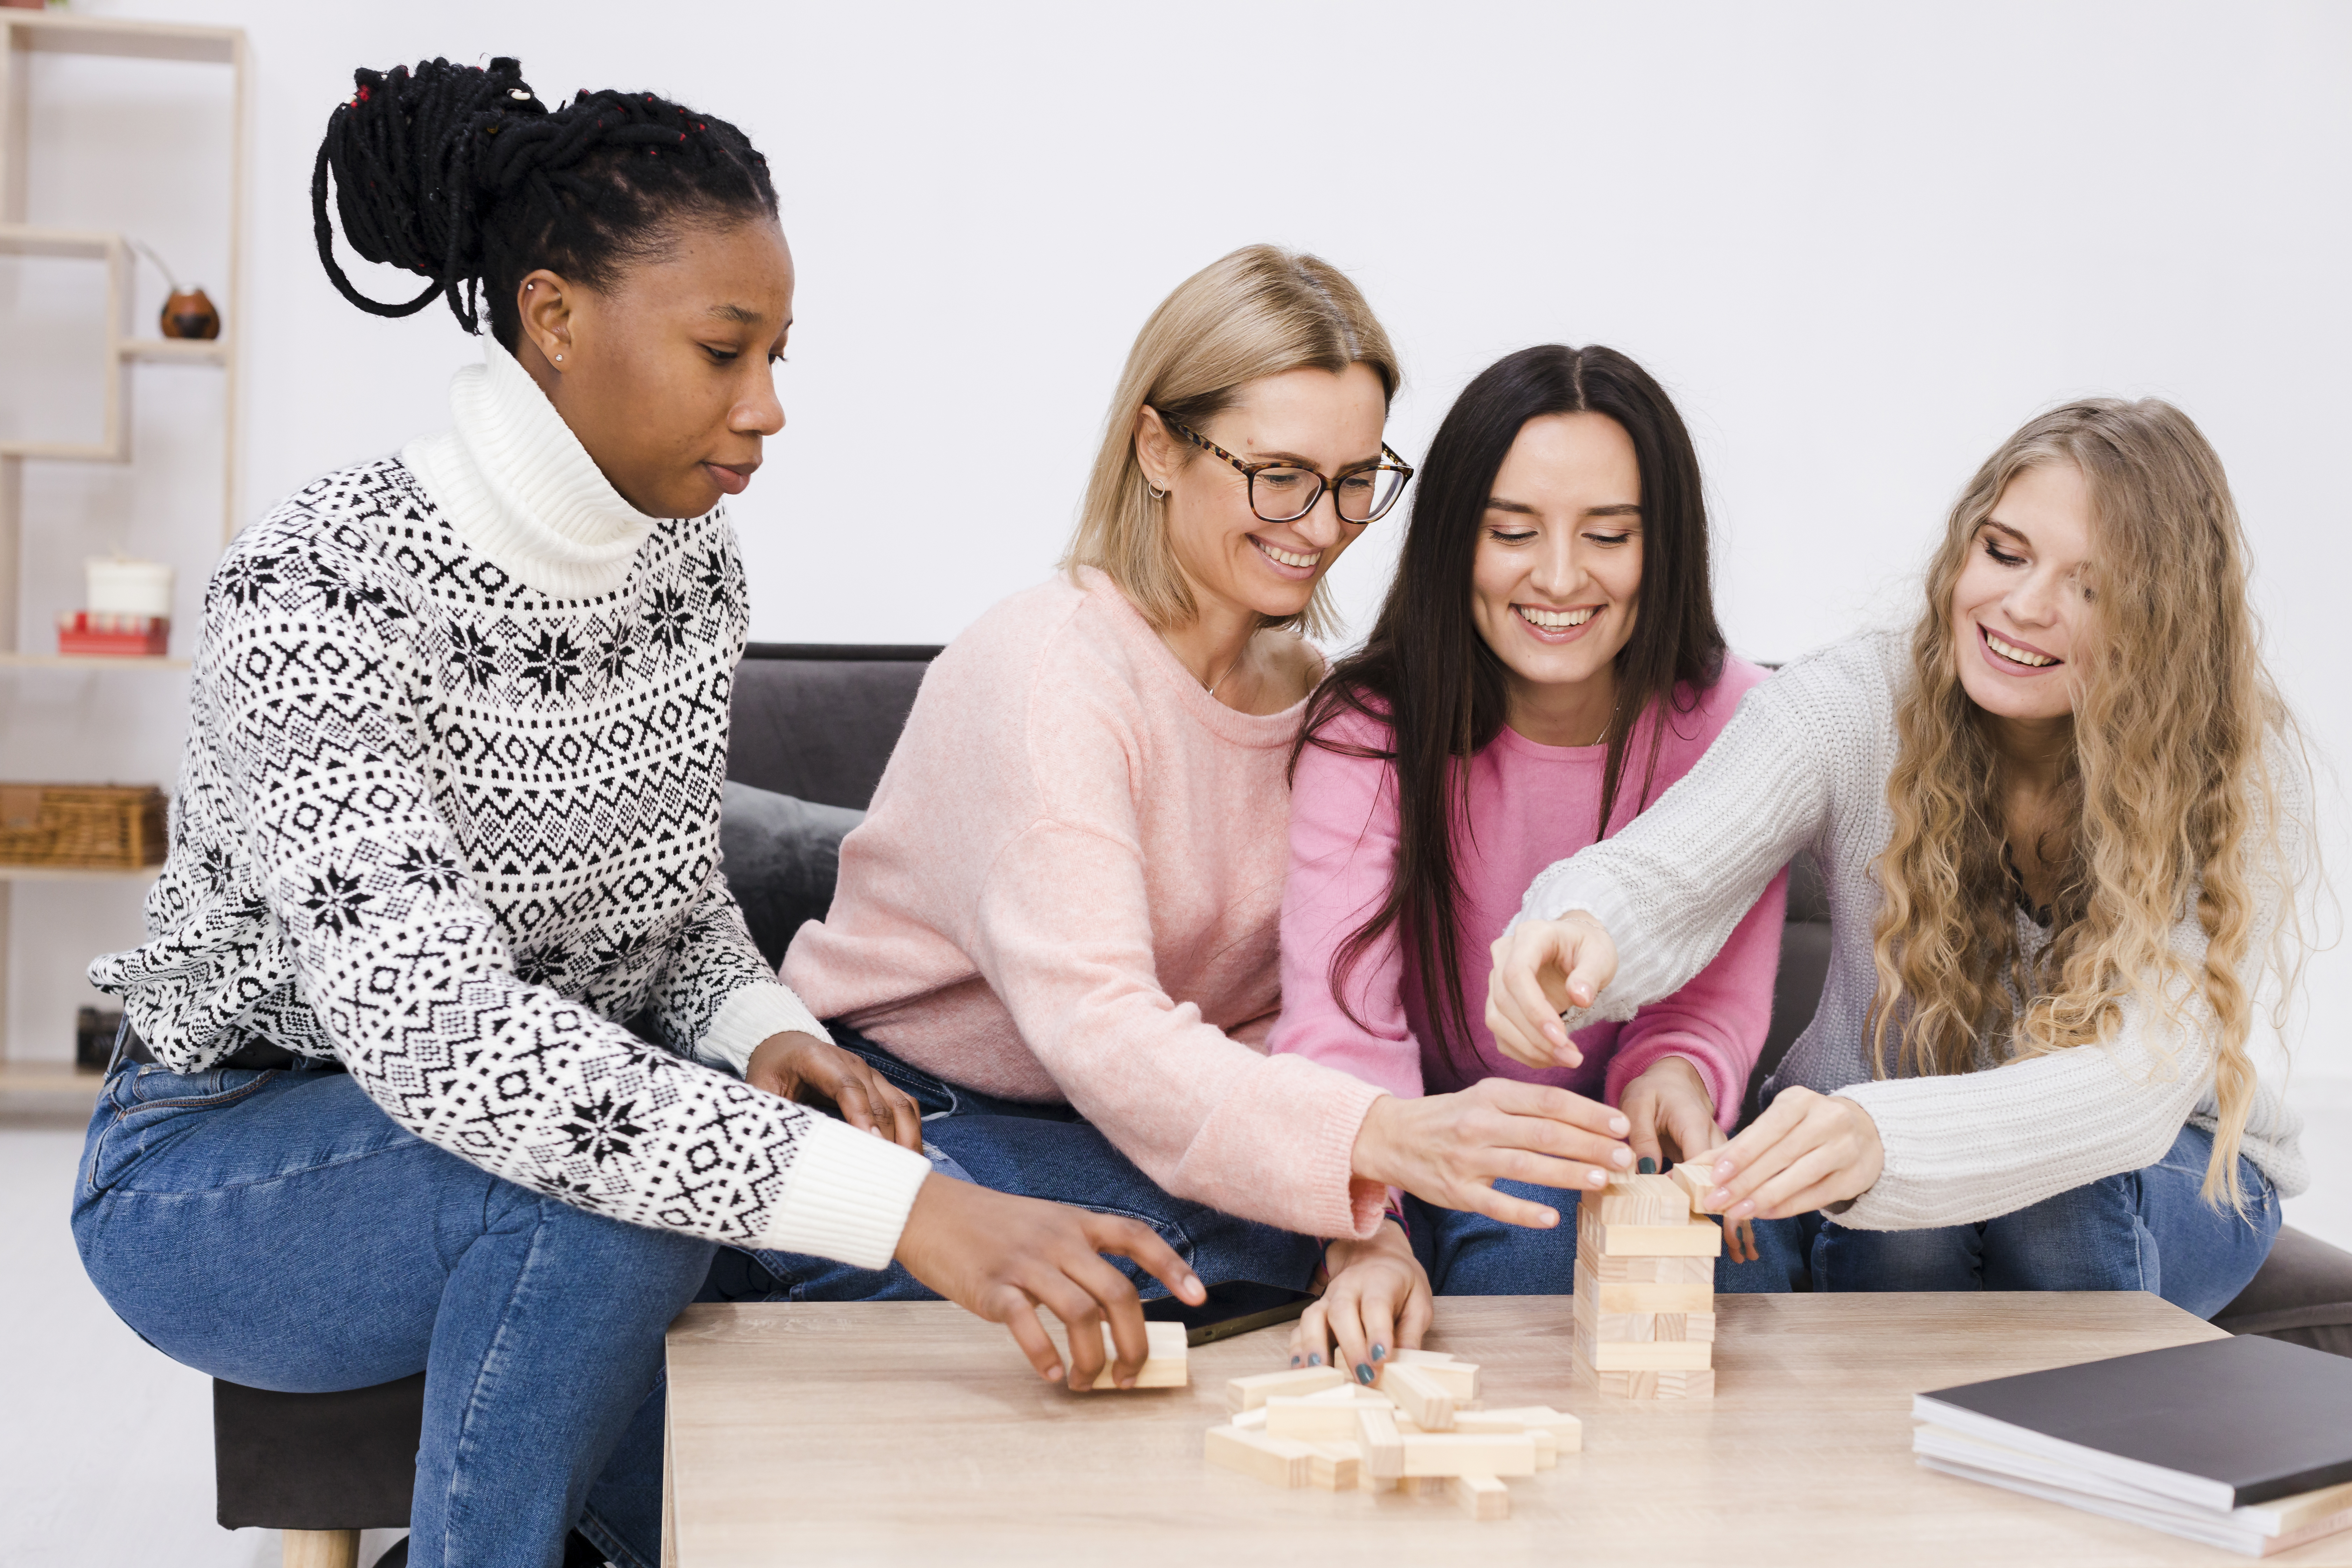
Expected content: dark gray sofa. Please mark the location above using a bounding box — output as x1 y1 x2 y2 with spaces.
209 641 2352 1558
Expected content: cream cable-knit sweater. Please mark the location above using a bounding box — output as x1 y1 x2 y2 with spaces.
1513 629 2308 1230
91 339 931 1266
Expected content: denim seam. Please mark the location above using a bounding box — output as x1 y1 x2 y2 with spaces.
433 1195 548 1556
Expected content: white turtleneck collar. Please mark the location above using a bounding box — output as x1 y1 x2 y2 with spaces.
400 338 667 600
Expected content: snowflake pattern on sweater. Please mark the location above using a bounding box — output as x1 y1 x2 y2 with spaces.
89 457 823 1245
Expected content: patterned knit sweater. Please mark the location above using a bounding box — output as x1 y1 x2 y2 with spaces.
88 341 931 1264
1514 628 2308 1230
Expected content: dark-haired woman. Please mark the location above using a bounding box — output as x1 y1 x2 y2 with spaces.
72 58 1200 1568
1271 346 1793 1367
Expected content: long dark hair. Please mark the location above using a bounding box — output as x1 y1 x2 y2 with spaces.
312 56 777 349
1295 344 1727 1073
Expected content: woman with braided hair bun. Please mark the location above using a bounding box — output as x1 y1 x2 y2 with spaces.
73 56 1203 1568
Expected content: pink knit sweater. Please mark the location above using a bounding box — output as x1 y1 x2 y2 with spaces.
1268 662 1787 1126
783 569 1389 1241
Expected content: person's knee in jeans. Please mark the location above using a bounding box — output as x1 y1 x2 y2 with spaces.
1975 1169 2148 1294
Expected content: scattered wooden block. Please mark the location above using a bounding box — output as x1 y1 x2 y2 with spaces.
1300 1382 1393 1407
1387 1348 1456 1364
1667 1160 1716 1210
1375 1357 1480 1404
1226 1365 1345 1412
1263 1396 1370 1442
1400 1432 1538 1478
1473 1406 1582 1454
1355 1405 1405 1479
1079 1320 1188 1389
1307 1442 1362 1491
1204 1425 1315 1488
1592 1171 1692 1225
1590 1219 1723 1258
1231 1406 1267 1430
1582 1252 1715 1284
1448 1473 1510 1521
1379 1362 1456 1430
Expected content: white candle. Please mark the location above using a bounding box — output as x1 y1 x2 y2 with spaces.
86 557 174 619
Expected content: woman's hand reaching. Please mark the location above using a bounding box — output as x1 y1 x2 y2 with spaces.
891 1174 1208 1391
1485 912 1619 1069
1351 1080 1634 1227
1290 1221 1432 1386
1687 1086 1883 1223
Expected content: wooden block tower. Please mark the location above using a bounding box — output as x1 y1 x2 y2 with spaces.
1571 1171 1720 1399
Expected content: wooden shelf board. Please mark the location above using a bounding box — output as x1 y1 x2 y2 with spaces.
0 439 127 461
0 1061 106 1096
0 654 189 671
5 11 240 66
121 338 228 365
0 863 160 883
0 223 116 259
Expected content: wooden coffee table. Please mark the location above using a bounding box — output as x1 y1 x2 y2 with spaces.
661 1293 2352 1565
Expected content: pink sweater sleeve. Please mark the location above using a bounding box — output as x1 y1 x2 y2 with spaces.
957 670 1388 1243
1600 865 1788 1130
1264 715 1424 1102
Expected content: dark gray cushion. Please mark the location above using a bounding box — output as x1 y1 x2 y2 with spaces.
720 781 864 968
726 644 938 809
2216 1225 2352 1359
214 1373 422 1530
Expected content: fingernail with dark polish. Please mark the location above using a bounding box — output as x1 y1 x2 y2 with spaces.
1371 1344 1387 1361
1290 1355 1301 1367
1307 1354 1321 1367
1356 1364 1374 1385
1637 1156 1658 1175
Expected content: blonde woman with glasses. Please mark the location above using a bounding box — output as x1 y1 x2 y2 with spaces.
758 247 1651 1335
1487 399 2311 1311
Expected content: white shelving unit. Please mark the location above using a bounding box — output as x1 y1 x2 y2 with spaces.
0 11 246 1090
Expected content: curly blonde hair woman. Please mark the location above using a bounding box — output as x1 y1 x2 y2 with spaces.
1484 398 2310 1311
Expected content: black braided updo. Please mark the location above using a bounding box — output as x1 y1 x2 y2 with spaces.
313 56 778 349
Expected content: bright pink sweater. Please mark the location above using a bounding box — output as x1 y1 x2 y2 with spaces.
1268 662 1787 1126
783 569 1389 1241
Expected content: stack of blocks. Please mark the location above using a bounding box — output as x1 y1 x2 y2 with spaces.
1571 1166 1721 1399
1204 1351 1581 1521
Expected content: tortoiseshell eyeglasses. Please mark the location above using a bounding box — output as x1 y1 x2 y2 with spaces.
1155 413 1415 525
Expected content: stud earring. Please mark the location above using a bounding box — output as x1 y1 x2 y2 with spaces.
553 353 563 362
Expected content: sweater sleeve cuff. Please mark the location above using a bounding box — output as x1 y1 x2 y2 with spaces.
755 1114 931 1267
697 981 833 1075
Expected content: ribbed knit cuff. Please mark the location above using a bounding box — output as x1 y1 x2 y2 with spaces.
756 1115 930 1268
1506 869 1647 1035
698 982 833 1076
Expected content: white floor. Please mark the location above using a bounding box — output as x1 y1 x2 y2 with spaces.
4 1082 2348 1567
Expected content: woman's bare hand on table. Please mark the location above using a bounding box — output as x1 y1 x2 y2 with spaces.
891 1175 1206 1391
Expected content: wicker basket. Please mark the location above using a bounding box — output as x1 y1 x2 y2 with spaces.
0 784 168 870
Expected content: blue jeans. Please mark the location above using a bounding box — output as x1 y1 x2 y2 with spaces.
1405 1180 1804 1294
1806 1123 2280 1317
728 1024 1324 1303
71 1056 712 1568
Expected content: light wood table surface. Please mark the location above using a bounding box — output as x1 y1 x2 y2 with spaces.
664 1293 2351 1565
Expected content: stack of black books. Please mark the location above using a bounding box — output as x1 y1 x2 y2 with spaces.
1913 1335 2352 1556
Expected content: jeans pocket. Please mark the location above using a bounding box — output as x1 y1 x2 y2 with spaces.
85 1068 281 1197
126 1064 280 1111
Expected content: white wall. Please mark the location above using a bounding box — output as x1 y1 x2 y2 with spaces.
7 1 2350 1084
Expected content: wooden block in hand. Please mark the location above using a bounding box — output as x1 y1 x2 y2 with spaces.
1204 1425 1315 1488
1448 1473 1511 1521
1400 1432 1538 1478
1376 1356 1479 1402
1667 1160 1716 1210
1355 1405 1405 1479
1082 1321 1187 1389
1593 1171 1692 1225
1378 1362 1455 1430
1226 1365 1345 1412
1263 1396 1369 1442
